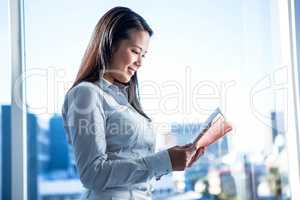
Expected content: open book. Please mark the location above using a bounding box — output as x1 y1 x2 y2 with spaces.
192 108 233 149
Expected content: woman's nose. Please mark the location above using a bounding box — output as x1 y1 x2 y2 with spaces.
135 55 143 67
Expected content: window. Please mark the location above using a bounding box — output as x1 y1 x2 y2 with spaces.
0 0 11 199
19 0 300 200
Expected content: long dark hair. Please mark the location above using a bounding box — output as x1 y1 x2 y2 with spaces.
70 7 153 121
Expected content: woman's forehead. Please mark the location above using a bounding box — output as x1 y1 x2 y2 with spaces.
126 31 150 50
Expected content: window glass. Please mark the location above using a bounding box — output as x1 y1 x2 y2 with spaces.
24 1 295 199
0 0 11 199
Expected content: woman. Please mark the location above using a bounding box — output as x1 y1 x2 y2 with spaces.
62 6 206 200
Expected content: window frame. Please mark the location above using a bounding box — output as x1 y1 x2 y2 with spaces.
9 0 28 199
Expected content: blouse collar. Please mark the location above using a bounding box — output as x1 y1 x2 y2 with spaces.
96 78 129 93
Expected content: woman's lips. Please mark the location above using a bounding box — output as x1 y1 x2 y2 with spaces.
128 67 136 75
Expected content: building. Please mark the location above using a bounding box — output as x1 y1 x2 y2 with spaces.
38 127 50 175
1 105 11 200
1 105 78 200
271 111 285 150
48 114 70 172
27 112 39 200
1 105 39 200
46 114 77 179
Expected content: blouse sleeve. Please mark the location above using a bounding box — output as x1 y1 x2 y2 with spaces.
62 83 173 191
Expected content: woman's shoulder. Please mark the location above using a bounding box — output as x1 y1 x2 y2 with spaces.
67 81 100 96
63 81 102 113
64 81 102 106
72 81 99 91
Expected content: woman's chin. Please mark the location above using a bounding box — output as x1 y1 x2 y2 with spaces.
115 75 131 84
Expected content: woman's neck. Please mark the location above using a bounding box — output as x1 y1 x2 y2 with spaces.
103 73 114 84
102 73 129 87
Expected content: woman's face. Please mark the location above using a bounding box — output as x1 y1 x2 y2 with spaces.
104 30 150 83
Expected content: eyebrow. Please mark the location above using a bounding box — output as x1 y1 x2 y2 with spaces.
132 44 148 54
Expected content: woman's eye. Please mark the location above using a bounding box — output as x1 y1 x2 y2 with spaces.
131 50 139 55
131 49 146 58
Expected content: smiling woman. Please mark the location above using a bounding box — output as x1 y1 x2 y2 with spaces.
14 0 300 200
104 29 150 83
62 6 206 200
70 6 153 121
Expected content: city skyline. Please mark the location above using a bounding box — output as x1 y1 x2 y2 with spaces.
1 105 288 199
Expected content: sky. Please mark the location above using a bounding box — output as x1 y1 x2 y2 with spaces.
0 0 290 152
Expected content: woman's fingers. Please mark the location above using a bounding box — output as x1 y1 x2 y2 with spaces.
187 150 202 167
185 145 197 167
168 144 206 171
187 147 206 167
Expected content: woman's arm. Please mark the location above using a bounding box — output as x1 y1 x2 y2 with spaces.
62 83 172 191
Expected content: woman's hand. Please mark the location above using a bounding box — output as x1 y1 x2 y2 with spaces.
187 146 206 168
167 143 206 171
